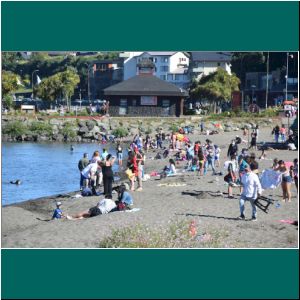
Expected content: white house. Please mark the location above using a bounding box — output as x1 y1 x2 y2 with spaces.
190 52 232 80
121 52 190 89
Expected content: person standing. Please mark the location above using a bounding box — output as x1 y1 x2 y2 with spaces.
116 142 123 168
280 125 286 143
272 125 280 143
227 140 238 158
275 160 293 202
135 149 144 191
101 154 116 197
156 132 163 149
200 121 204 133
78 153 89 190
238 164 262 221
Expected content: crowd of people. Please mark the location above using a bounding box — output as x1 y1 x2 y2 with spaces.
52 122 298 223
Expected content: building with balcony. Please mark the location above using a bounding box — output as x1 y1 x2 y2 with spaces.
121 52 190 89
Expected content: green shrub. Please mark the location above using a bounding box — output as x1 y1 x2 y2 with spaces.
30 121 53 136
99 220 228 248
78 110 89 116
169 124 179 132
112 127 128 138
2 95 14 109
3 121 28 137
60 122 77 138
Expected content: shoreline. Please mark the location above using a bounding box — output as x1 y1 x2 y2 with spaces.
2 127 298 248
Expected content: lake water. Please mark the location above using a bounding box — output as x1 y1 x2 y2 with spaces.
1 142 123 206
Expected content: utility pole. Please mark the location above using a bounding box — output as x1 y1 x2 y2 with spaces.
265 52 269 109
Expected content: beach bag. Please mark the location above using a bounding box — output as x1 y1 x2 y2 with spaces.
117 201 127 211
224 173 233 183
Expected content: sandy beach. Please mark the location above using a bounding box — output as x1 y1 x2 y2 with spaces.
1 126 298 248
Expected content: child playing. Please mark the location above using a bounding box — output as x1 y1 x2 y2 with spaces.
214 145 221 167
52 202 65 220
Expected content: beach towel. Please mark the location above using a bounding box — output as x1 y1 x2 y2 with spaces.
260 169 282 190
125 208 141 213
278 219 298 225
157 183 186 187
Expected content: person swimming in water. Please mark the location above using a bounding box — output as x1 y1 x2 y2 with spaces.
10 180 21 185
70 145 74 151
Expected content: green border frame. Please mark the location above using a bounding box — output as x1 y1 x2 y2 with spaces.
1 1 299 299
1 1 299 51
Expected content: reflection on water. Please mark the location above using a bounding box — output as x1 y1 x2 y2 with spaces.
1 142 122 205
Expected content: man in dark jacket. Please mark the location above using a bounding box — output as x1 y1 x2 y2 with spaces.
227 140 238 158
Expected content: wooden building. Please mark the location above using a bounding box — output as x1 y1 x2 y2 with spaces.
103 74 188 117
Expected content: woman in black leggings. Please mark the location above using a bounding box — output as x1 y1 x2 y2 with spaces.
101 154 116 197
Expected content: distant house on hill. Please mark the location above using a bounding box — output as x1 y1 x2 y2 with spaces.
190 52 232 80
103 74 188 117
121 51 190 89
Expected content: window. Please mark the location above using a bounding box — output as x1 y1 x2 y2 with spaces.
162 99 170 116
119 99 127 115
179 58 186 62
132 99 137 106
217 62 221 66
175 74 181 81
160 66 169 72
161 57 168 63
153 57 157 63
160 75 167 80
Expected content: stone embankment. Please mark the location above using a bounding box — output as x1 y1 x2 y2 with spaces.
1 115 277 143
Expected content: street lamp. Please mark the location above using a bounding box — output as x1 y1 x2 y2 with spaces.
265 52 270 109
251 84 256 104
31 69 39 99
285 52 294 101
285 53 294 132
85 63 91 101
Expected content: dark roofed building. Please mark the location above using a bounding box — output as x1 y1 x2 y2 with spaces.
104 74 188 117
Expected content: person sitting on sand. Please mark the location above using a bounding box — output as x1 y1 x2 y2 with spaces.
66 195 117 220
116 184 134 210
160 159 177 179
52 202 65 220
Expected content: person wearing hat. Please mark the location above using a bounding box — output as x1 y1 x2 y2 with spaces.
52 202 65 220
238 163 262 221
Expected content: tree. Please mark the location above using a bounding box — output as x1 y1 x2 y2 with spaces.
35 68 80 110
1 70 19 96
190 68 240 113
231 52 265 88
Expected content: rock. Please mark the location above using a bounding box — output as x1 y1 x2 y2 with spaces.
52 134 64 142
78 120 87 128
49 119 64 126
24 135 34 141
78 126 89 135
36 135 49 142
86 120 96 131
